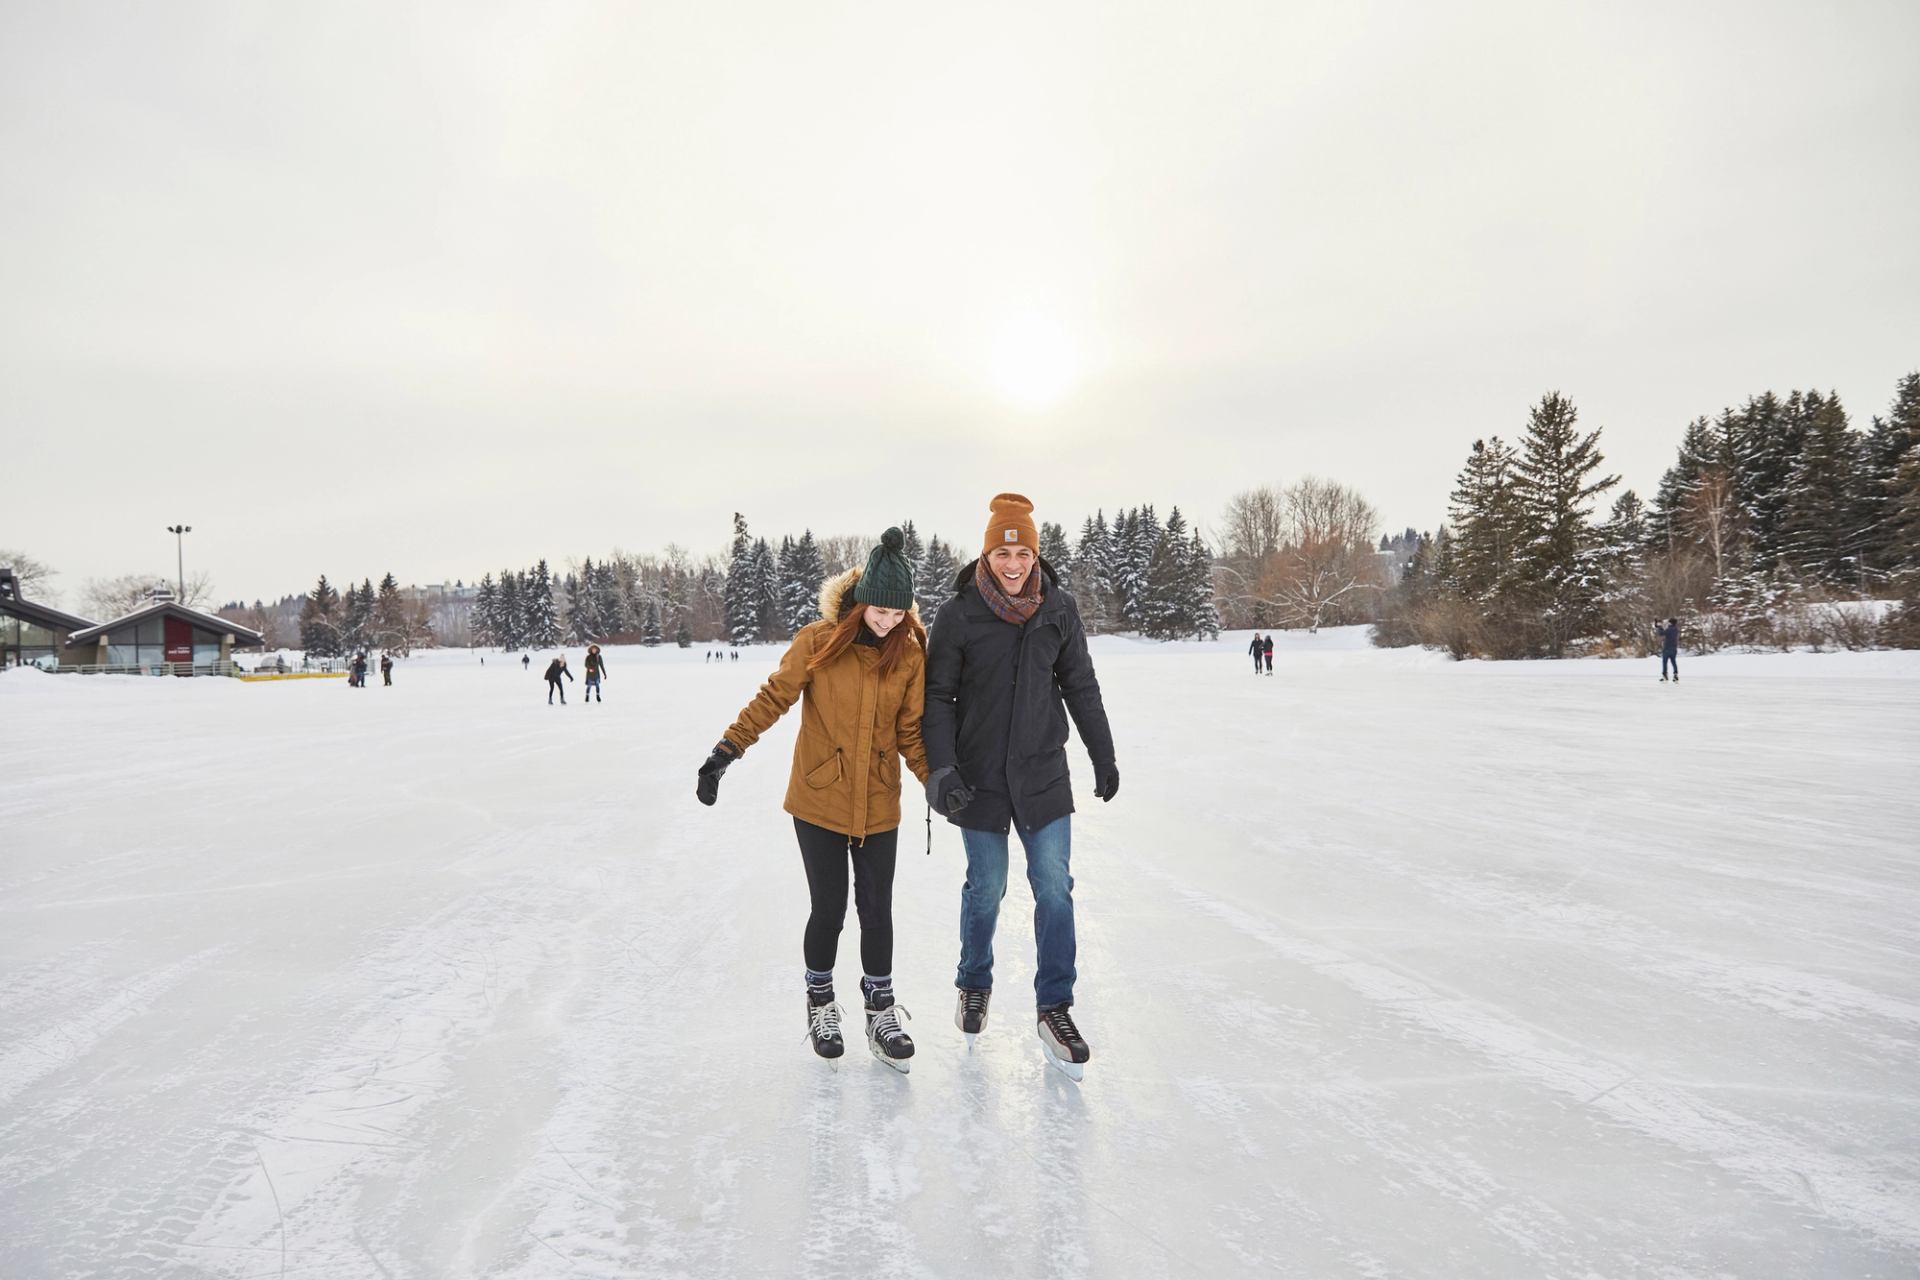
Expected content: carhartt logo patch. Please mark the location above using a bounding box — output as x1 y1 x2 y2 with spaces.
1004 528 1020 542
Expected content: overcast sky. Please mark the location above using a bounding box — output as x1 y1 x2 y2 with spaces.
5 1 1917 605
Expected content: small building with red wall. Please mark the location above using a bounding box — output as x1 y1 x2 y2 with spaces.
64 595 266 675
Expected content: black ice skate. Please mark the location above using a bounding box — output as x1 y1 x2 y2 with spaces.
805 993 846 1062
956 987 991 1041
1037 1005 1090 1082
864 989 914 1074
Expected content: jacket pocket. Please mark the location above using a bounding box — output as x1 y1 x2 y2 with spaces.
1026 750 1071 791
804 750 844 790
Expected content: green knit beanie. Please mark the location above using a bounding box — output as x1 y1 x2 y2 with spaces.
853 527 916 611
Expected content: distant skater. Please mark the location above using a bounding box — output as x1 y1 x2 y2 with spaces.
522 653 530 672
1248 632 1264 674
1657 618 1680 683
545 656 573 704
380 654 393 686
583 643 608 703
351 652 368 688
1263 633 1274 675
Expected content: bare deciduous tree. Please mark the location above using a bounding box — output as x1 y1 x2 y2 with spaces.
80 570 214 620
1215 487 1285 563
1264 478 1383 632
0 549 59 602
815 535 872 577
1684 466 1741 581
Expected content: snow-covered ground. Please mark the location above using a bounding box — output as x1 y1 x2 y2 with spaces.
3 631 1918 1278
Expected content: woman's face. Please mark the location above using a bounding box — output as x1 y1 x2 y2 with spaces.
986 543 1036 589
864 605 906 637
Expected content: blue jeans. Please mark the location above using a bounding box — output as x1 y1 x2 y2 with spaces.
1662 653 1678 678
956 816 1076 1009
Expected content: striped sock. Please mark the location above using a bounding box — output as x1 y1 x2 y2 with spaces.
805 969 834 1005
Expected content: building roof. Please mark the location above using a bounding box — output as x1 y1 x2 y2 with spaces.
0 593 96 633
66 600 268 647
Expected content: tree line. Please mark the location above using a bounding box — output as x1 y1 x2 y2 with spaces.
720 506 1220 646
1374 373 1920 658
288 503 1225 658
298 574 435 657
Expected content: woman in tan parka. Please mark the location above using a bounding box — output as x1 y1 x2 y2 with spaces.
695 528 929 1071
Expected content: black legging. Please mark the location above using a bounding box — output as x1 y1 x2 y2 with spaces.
794 817 898 977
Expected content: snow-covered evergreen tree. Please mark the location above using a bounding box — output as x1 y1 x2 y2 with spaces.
724 513 759 646
1072 512 1115 633
372 573 405 649
300 575 342 657
898 521 925 577
592 559 626 635
675 617 693 648
752 537 784 642
568 559 599 642
1730 391 1800 572
917 537 959 619
775 536 798 630
1447 437 1524 605
1185 524 1222 639
496 570 523 650
1861 373 1920 581
1510 393 1619 654
340 579 373 653
1109 506 1159 631
1141 507 1190 638
560 571 583 644
784 530 827 630
1646 416 1718 555
642 599 663 646
525 560 562 648
472 574 498 648
1887 436 1920 582
1039 521 1074 592
1779 390 1863 586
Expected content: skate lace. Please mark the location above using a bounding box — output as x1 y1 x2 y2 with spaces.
805 1000 845 1043
1041 1007 1080 1045
870 1003 911 1043
962 990 989 1018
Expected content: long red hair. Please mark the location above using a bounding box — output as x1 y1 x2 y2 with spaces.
807 599 926 678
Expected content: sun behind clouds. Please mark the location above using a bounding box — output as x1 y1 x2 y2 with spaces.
987 312 1083 411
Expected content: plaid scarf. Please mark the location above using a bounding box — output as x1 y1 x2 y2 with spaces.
974 557 1044 625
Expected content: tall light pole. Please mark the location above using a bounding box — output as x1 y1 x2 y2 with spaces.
166 524 192 601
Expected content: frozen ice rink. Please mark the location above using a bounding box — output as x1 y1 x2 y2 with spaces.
3 632 1918 1278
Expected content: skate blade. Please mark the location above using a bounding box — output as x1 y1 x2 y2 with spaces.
964 1033 978 1055
1039 1041 1085 1083
869 1043 912 1074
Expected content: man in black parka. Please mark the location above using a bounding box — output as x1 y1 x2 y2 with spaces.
922 493 1117 1077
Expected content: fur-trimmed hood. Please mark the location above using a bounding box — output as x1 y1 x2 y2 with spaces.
819 567 924 625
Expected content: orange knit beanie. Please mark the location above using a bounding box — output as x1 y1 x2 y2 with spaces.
983 493 1040 557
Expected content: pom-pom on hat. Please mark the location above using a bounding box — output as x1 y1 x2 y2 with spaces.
982 493 1039 557
852 527 917 611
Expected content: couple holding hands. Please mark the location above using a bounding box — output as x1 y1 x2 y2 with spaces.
696 493 1117 1081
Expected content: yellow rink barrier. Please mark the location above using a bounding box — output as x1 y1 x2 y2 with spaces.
239 671 349 682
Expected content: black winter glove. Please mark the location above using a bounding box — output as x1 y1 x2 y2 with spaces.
925 767 975 816
696 740 741 807
1093 761 1119 802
